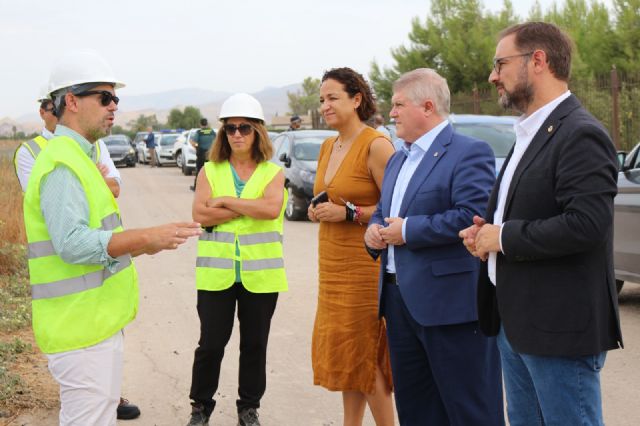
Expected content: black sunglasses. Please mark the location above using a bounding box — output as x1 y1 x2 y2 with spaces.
223 123 253 136
75 90 120 106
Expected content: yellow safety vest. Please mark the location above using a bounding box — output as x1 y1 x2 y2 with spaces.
196 160 288 293
23 136 138 354
13 135 102 188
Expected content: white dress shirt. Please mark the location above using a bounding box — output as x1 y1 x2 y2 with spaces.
386 120 448 274
15 129 121 192
488 91 571 285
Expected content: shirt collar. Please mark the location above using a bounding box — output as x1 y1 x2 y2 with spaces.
54 124 96 160
515 91 571 138
402 119 448 157
41 127 55 140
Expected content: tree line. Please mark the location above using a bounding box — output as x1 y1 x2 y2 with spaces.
288 0 639 122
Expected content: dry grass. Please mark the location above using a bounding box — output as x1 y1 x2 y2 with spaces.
0 140 56 418
0 140 26 248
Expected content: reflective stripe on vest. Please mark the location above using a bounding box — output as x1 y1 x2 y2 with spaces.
28 212 122 260
24 135 138 354
24 138 44 158
31 255 132 300
196 160 288 293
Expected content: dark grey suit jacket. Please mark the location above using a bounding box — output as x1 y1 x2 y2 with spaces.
477 95 624 357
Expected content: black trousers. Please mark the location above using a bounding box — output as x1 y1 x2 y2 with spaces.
189 284 278 416
193 148 208 189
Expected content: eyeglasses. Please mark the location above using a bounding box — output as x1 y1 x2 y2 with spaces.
223 123 253 136
492 51 534 74
75 90 120 106
42 106 55 113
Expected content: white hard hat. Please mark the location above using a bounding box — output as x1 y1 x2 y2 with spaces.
219 93 264 122
37 85 51 102
48 49 125 95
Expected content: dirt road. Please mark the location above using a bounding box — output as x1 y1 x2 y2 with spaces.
10 165 640 425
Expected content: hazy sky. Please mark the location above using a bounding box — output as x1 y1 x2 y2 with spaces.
0 0 613 118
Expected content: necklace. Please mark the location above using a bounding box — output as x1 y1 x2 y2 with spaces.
335 125 365 151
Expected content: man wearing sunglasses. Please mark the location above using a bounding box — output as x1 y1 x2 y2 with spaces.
23 49 202 426
14 91 122 198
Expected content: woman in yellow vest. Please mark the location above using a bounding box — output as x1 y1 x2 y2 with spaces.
187 93 287 426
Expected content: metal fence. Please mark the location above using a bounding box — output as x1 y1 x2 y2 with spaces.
451 68 640 152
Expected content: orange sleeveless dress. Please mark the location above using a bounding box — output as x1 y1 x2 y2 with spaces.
311 127 393 393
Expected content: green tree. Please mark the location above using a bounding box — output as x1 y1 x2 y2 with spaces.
167 108 184 129
287 77 321 115
167 106 202 129
182 106 202 129
370 0 517 112
613 0 640 73
542 0 618 78
127 114 159 132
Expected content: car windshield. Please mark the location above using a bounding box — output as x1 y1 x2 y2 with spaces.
134 133 148 143
452 123 515 157
160 134 179 146
292 138 324 161
103 136 129 146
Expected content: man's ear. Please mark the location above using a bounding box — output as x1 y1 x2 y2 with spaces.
64 92 79 113
531 50 548 74
423 100 435 116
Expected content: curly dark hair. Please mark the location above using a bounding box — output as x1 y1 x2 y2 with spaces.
321 67 376 121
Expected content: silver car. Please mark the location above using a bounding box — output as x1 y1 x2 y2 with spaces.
615 142 640 292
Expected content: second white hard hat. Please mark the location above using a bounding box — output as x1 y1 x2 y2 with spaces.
37 85 51 102
219 93 264 122
48 49 125 95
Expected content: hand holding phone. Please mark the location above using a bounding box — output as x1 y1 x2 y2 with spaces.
311 191 329 207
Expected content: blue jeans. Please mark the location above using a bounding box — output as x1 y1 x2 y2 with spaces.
497 326 606 426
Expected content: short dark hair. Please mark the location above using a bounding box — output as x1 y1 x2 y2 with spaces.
40 99 53 111
500 22 573 81
321 67 376 121
200 118 208 126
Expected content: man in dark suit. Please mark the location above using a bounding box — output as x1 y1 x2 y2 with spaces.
364 68 504 426
460 22 623 425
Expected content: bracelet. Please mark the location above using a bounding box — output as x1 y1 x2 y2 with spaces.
354 205 363 224
345 201 358 223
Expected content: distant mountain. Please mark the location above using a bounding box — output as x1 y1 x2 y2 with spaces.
118 88 231 112
1 83 303 135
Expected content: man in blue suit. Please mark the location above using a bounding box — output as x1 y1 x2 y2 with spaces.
364 68 504 425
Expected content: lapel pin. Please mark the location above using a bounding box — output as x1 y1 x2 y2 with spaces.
547 125 554 133
434 152 439 157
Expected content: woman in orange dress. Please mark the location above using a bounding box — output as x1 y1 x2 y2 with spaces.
308 67 396 426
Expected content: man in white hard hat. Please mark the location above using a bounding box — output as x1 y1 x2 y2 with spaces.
14 88 122 199
23 49 202 426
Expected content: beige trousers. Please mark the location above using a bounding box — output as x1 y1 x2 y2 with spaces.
47 331 123 426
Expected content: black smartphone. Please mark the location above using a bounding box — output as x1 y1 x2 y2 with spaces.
311 191 329 207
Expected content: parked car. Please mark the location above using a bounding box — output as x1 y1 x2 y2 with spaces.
270 129 338 220
389 114 517 175
614 141 640 293
135 132 160 164
101 134 136 167
449 114 517 174
155 132 180 166
173 128 200 175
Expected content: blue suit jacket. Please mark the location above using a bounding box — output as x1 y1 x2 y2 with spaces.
370 123 495 326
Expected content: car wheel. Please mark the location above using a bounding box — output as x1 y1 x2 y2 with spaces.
285 187 306 221
176 151 183 168
616 279 624 294
184 164 193 176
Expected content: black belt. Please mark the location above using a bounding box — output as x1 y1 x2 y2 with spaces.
384 272 397 285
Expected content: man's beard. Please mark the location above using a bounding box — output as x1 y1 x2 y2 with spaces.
498 68 533 114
